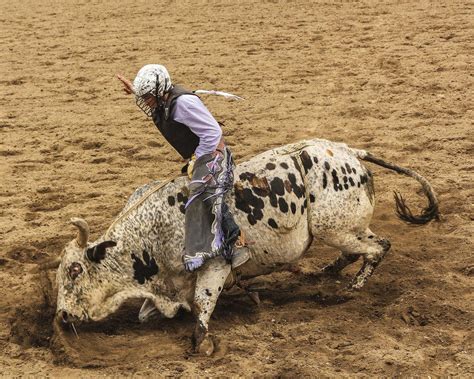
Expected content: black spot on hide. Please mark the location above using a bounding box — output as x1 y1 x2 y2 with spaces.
177 192 184 202
270 177 285 196
313 156 318 164
322 172 328 189
179 204 186 214
269 192 278 208
278 197 289 213
268 218 278 229
332 170 340 191
248 213 257 225
291 202 297 214
167 196 176 206
310 193 315 203
288 173 297 185
288 173 304 198
266 162 276 170
296 184 305 198
280 162 289 169
253 207 264 221
324 161 330 170
300 150 313 173
235 187 252 214
131 251 159 285
341 166 346 175
243 188 264 209
349 177 355 186
252 186 270 197
345 163 352 173
239 172 255 182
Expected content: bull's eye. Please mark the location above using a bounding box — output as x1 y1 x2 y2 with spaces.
69 262 83 280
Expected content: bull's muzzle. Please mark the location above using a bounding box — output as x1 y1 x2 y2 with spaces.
56 309 81 324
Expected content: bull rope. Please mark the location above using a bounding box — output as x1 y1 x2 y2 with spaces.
104 177 177 238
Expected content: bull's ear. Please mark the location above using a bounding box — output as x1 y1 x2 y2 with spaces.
86 240 117 263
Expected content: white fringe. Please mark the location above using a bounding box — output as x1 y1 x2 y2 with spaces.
194 90 244 101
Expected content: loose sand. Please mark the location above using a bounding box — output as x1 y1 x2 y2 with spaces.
0 0 472 376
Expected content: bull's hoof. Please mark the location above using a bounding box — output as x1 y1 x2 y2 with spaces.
246 291 260 305
348 280 364 291
194 334 215 356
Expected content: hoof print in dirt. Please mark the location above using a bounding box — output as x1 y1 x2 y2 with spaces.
401 307 430 326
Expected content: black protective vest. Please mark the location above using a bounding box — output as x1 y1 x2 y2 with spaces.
152 85 200 159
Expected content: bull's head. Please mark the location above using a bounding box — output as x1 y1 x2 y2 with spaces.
55 218 117 324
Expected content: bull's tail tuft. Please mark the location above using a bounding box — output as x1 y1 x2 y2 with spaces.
393 191 439 225
356 151 440 225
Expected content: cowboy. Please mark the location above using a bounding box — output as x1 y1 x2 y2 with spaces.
117 65 248 272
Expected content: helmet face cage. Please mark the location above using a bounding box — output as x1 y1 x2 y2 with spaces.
135 93 155 117
134 65 172 117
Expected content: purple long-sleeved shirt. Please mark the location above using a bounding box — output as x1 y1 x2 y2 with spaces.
171 95 222 158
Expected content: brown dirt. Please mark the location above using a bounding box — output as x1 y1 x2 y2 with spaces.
1 0 473 376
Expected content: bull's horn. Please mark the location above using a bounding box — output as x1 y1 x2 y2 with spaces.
70 217 89 248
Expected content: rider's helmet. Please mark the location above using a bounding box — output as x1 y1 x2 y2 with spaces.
133 64 172 116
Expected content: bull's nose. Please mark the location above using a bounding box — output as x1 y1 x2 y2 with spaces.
57 310 72 324
61 311 69 323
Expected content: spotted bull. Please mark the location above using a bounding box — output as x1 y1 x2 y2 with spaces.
53 139 438 354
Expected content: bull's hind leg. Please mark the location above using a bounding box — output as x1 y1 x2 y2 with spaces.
350 236 391 290
322 253 360 275
322 229 391 290
192 257 231 355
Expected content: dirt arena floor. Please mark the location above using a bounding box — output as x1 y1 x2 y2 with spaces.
1 0 473 376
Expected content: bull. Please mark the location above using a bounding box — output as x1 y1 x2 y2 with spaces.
52 139 438 354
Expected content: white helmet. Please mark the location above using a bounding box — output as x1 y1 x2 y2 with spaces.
133 64 172 116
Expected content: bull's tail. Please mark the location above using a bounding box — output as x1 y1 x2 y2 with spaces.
354 149 439 225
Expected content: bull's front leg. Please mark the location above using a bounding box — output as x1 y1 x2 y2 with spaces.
192 257 231 355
